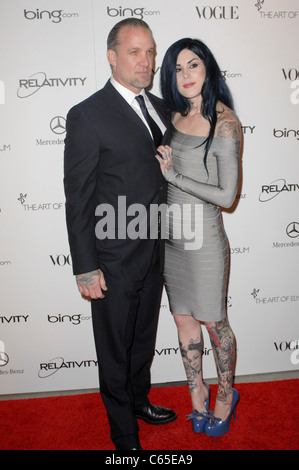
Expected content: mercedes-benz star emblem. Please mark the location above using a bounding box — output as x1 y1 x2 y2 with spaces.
286 222 299 238
50 116 66 135
0 352 9 367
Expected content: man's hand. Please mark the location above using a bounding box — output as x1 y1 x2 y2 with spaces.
76 269 107 299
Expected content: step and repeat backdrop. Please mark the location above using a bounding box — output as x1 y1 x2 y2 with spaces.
0 0 298 395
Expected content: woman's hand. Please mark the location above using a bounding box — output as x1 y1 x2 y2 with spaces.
155 145 175 177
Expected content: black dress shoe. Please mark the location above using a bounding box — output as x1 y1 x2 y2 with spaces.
135 403 177 425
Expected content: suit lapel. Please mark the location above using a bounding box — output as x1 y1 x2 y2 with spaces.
146 92 168 129
103 81 156 144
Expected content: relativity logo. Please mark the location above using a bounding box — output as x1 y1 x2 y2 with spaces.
259 179 299 202
38 357 98 378
17 72 87 98
24 9 79 23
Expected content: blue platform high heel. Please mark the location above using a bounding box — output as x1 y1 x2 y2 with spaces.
186 381 211 433
205 388 239 437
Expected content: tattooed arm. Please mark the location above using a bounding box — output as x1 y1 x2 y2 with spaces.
215 109 242 140
76 269 107 299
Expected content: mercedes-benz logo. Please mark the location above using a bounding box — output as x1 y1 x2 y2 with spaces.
286 222 299 238
50 116 66 135
0 351 9 367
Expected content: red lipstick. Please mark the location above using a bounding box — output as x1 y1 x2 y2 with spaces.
183 82 195 88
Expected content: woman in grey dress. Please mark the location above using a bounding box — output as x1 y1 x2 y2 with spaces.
155 38 242 437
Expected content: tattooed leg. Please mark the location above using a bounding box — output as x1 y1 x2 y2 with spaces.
173 314 208 412
206 318 236 420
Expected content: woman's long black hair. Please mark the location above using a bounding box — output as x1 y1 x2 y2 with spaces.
160 38 233 171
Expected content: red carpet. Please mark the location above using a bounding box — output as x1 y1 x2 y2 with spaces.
1 380 298 450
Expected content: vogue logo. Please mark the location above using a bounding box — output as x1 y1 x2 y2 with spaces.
50 254 72 266
282 68 299 81
274 340 299 366
195 5 239 20
281 70 299 105
274 340 299 352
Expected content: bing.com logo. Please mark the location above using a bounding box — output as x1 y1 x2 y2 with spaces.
106 6 160 19
23 9 79 23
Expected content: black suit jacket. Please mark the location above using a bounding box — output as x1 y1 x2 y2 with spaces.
64 80 169 280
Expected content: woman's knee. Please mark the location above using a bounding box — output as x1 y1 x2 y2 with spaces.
173 313 198 331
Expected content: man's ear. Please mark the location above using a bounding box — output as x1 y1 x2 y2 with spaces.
107 49 116 67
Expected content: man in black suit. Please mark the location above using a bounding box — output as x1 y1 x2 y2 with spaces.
64 18 176 450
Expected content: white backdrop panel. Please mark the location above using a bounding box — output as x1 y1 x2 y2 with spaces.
0 0 298 395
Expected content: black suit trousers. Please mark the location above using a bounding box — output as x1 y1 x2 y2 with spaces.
91 240 163 447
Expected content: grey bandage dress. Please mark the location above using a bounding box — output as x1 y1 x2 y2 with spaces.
163 128 240 322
